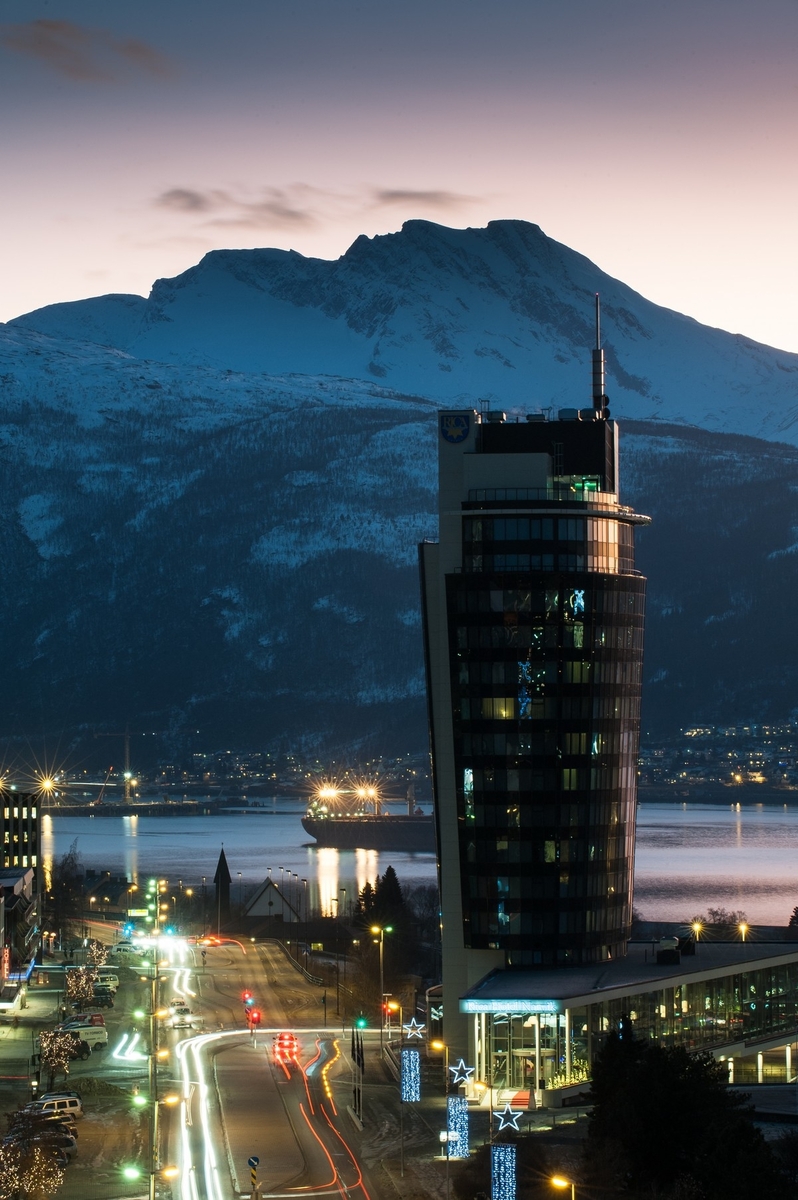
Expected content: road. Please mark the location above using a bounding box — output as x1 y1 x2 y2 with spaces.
154 937 372 1200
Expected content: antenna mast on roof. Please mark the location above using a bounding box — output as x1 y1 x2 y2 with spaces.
592 293 609 418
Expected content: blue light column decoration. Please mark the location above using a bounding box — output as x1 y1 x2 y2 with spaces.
491 1144 516 1200
401 1048 421 1103
446 1094 470 1159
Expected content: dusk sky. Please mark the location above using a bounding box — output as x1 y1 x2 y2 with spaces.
2 0 798 351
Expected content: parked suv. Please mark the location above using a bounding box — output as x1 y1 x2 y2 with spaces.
25 1096 83 1119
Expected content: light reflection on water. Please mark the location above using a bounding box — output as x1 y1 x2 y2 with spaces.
48 804 435 916
47 801 798 925
635 802 798 924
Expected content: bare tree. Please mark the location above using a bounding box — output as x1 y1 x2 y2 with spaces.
38 1030 77 1091
64 967 97 1011
86 940 108 968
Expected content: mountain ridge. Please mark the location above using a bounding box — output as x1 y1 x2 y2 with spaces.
9 219 798 444
2 220 798 755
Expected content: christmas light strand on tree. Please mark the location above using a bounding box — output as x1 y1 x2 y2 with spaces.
87 939 108 968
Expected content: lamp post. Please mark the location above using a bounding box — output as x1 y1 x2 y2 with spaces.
551 1176 576 1200
387 999 403 1043
739 922 748 943
332 897 341 1014
338 888 345 1008
370 925 393 1057
431 1039 449 1091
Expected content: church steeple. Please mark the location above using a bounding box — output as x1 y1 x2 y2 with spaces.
214 846 231 930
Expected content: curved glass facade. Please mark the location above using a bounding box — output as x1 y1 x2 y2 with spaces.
421 409 650 1005
446 498 645 967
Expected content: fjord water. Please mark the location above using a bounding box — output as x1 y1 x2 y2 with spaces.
45 801 798 925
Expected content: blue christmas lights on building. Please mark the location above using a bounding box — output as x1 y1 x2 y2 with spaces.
446 1095 470 1159
491 1144 516 1200
400 1048 421 1103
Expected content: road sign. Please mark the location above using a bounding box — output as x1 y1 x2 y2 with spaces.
248 1155 259 1192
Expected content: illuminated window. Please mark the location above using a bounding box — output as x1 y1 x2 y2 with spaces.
463 769 474 822
481 698 515 720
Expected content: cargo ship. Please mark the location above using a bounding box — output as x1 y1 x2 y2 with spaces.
301 779 435 852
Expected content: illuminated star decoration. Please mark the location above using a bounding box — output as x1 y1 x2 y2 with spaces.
493 1103 523 1131
449 1058 475 1085
402 1017 426 1039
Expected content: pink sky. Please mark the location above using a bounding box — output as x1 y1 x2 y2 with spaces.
2 0 798 350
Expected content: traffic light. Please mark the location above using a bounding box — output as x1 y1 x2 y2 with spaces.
355 1014 368 1029
249 1009 262 1026
242 990 254 1007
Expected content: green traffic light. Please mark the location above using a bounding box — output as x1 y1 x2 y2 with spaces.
122 1165 141 1180
355 1015 368 1029
132 1094 147 1108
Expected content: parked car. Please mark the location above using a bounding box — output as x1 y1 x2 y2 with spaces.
7 1131 78 1158
66 1026 107 1051
25 1096 83 1119
90 987 114 1009
38 1090 82 1103
58 1015 104 1030
109 943 137 958
8 1111 78 1136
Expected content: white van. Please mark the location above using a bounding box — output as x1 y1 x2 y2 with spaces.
109 943 137 957
27 1096 83 1119
96 971 119 992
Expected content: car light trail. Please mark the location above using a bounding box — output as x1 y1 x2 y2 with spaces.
112 1031 147 1061
320 1040 340 1115
176 1027 371 1200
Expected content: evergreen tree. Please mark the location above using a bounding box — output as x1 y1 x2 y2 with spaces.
586 1033 786 1199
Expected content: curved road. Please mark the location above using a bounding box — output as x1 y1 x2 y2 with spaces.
158 939 367 1200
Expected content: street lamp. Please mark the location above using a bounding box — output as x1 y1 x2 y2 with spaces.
691 921 703 941
551 1176 576 1200
370 925 393 1057
739 922 748 942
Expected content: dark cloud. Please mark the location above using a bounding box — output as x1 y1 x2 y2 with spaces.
153 183 484 232
156 189 213 213
0 19 173 81
374 188 477 209
154 186 323 230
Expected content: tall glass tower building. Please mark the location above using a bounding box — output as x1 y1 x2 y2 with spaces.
420 371 649 1055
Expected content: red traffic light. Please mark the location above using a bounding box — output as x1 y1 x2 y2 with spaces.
242 990 254 1005
249 1010 262 1025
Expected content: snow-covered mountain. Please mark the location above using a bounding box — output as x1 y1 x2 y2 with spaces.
2 219 798 756
11 220 798 444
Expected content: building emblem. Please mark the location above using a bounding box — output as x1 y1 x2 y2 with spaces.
440 414 470 444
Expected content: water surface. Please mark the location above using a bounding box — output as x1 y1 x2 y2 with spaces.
45 800 798 925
